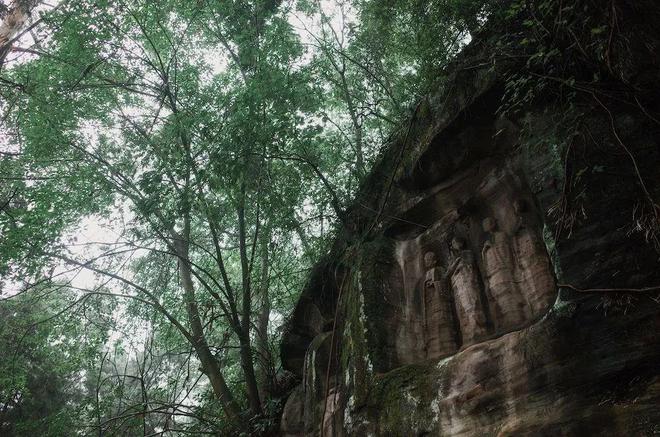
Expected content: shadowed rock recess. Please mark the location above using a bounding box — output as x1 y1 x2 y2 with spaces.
279 13 660 437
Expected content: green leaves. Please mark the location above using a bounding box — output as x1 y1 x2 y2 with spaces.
0 290 99 436
0 0 488 432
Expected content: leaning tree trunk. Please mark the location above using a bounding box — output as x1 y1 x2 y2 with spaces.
256 233 274 402
175 229 241 421
237 196 264 416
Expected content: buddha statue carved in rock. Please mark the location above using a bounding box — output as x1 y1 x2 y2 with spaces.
447 236 488 345
481 217 529 331
512 199 556 316
422 250 458 358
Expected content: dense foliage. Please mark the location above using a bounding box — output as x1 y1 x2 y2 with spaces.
6 0 653 435
0 0 480 433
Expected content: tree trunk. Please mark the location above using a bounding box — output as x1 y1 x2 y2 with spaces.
339 69 365 180
256 233 273 403
238 332 263 413
237 193 264 416
175 232 241 421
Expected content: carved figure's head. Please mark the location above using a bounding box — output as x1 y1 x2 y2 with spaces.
513 198 527 214
451 236 466 251
482 217 497 232
423 251 437 269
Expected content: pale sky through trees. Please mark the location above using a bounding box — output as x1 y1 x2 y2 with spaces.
1 0 352 296
0 0 476 433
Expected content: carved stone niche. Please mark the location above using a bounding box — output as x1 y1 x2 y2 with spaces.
369 163 557 372
281 330 341 436
281 263 344 375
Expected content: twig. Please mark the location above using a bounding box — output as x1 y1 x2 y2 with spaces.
558 283 660 293
321 271 348 437
592 93 660 219
634 95 660 126
364 103 420 237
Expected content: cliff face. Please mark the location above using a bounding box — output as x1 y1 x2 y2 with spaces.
279 7 660 436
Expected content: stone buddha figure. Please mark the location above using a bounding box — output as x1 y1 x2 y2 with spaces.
422 250 458 359
447 236 488 345
512 199 556 315
481 217 529 331
424 251 444 288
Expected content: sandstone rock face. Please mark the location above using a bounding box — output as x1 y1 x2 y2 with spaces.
374 162 558 367
279 15 660 437
280 385 304 437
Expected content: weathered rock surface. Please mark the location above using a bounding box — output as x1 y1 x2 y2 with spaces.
280 6 660 436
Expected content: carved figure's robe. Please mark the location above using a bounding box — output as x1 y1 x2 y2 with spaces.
482 232 528 330
513 220 556 315
423 266 458 359
450 249 488 345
